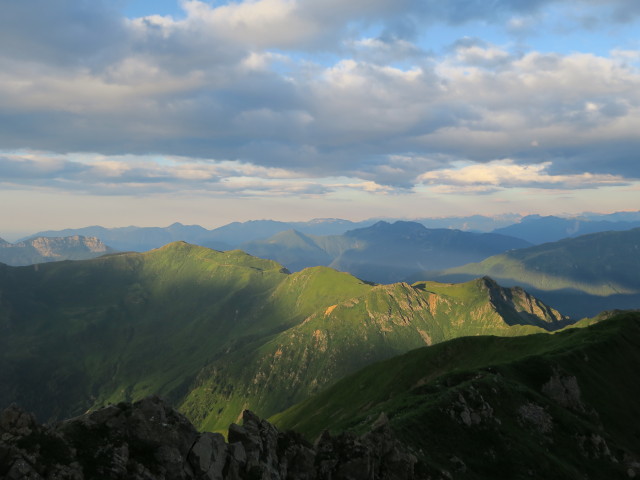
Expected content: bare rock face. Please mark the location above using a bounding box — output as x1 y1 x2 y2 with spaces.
188 432 228 480
0 397 421 480
0 235 115 266
541 370 584 411
0 404 38 437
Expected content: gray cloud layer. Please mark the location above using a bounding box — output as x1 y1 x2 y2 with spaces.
0 0 639 196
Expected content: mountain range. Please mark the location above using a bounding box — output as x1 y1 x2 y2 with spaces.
0 242 569 433
19 219 377 252
240 221 532 283
1 236 640 478
0 235 115 266
17 210 640 252
7 219 640 319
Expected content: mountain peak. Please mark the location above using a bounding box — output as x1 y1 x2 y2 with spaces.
153 240 193 250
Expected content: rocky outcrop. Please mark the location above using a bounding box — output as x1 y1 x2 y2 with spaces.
0 235 115 266
481 276 570 329
0 396 420 480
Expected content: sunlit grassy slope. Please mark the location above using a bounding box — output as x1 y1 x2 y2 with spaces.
180 277 569 432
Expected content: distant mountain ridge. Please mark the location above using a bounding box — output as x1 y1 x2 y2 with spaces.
433 227 640 317
492 214 640 244
0 235 115 266
20 223 223 252
241 221 531 283
20 220 376 252
18 210 640 252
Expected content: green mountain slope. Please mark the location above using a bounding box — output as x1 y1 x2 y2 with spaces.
440 228 640 295
0 243 293 419
0 241 571 434
179 277 568 432
432 228 640 317
272 311 640 479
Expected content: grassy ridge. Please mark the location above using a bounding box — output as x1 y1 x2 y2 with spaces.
0 243 291 419
440 228 640 296
0 242 578 435
271 312 640 479
179 277 568 432
0 243 375 423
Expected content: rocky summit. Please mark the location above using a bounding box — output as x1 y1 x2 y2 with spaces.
0 396 420 480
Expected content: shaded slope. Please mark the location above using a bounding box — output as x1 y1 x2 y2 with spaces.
0 243 293 420
272 312 640 479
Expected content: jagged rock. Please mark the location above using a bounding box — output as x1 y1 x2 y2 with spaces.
541 370 584 411
313 420 417 480
188 432 227 480
277 430 316 480
447 389 495 428
517 403 553 434
0 404 37 437
5 457 42 479
0 397 422 480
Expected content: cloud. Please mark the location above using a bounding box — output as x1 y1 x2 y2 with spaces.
419 159 629 192
449 40 515 69
0 0 639 200
0 150 396 198
0 0 128 67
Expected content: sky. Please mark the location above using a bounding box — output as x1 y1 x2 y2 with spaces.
1 0 640 238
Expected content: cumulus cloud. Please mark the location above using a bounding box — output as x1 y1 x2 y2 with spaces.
419 159 629 192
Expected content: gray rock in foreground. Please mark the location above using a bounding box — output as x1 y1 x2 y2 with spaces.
0 396 419 480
